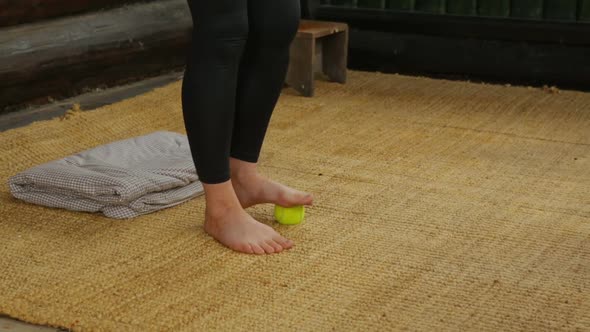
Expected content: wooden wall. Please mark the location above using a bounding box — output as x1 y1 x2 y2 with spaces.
322 0 590 20
315 1 590 90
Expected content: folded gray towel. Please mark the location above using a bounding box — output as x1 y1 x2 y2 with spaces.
8 131 203 219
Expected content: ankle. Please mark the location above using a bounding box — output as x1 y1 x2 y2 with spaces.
205 200 240 218
232 172 262 188
202 181 242 217
230 158 259 181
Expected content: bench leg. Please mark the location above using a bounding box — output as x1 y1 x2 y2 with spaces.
286 37 315 97
322 30 348 84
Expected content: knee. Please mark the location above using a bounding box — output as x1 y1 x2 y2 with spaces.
249 13 299 48
209 16 249 42
195 18 249 63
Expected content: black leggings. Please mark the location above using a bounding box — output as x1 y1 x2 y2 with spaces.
181 0 300 184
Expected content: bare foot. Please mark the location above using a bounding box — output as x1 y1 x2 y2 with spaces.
201 179 293 254
204 204 293 254
232 172 313 209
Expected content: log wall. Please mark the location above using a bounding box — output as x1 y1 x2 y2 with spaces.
0 0 153 27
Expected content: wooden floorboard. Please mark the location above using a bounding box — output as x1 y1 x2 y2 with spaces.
0 70 183 132
0 314 61 332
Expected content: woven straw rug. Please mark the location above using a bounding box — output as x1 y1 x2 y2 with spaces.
1 70 588 331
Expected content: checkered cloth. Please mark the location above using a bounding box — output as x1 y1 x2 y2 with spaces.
8 131 203 219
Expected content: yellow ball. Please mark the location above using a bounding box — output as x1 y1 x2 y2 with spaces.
274 205 305 225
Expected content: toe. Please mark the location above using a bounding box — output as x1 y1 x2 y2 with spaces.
275 236 294 249
287 190 313 207
268 240 283 253
260 242 276 254
304 193 313 205
251 243 266 255
237 243 254 254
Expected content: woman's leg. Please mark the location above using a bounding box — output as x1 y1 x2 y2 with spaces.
182 0 247 184
229 0 314 209
229 0 300 163
182 0 292 254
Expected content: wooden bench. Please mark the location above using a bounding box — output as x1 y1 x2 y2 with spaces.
285 19 349 97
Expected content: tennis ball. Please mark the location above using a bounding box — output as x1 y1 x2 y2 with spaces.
274 205 305 225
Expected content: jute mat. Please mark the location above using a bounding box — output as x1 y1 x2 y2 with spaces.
1 70 589 331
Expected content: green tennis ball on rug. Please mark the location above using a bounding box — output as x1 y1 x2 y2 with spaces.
274 205 305 225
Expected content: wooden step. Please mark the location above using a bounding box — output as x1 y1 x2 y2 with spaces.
0 0 192 113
